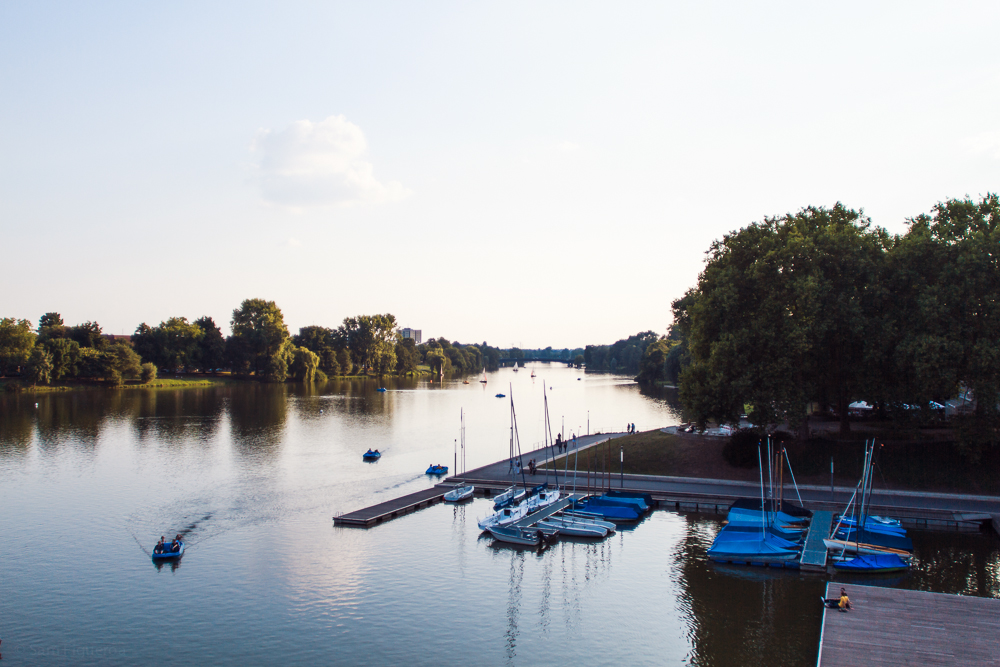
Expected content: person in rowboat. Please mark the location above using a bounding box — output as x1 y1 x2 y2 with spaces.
154 536 165 554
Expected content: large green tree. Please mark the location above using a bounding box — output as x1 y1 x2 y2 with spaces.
339 314 398 375
230 298 290 380
193 316 226 372
676 204 889 435
883 195 1000 447
0 318 36 376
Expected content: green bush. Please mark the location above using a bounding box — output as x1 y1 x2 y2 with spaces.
722 428 765 468
140 362 158 383
4 380 23 393
314 369 328 383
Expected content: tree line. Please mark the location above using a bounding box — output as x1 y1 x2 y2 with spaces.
0 298 509 387
667 195 1000 449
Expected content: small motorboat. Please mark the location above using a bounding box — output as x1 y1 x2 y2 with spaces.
362 449 381 461
426 464 449 475
444 485 474 502
152 540 185 560
488 525 556 546
463 380 470 384
495 393 505 398
376 387 387 392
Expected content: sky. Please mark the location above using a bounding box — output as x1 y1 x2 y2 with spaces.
2 2 999 347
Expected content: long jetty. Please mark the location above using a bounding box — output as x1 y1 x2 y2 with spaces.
817 582 1000 666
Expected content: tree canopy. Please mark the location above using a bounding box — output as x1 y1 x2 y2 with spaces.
674 196 1000 448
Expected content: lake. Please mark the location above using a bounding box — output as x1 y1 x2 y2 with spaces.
1 364 997 666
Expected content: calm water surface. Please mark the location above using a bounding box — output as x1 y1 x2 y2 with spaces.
1 365 997 666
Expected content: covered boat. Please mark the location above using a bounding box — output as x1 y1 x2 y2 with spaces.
570 498 640 521
832 553 910 573
444 485 474 502
707 536 800 566
833 527 913 553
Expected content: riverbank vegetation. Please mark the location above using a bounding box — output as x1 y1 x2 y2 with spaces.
0 301 507 390
658 195 1000 456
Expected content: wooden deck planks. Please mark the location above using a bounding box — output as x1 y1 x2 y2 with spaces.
800 510 833 571
333 486 446 527
817 582 1000 667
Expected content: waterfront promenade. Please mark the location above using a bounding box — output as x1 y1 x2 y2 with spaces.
334 430 1000 530
448 431 1000 529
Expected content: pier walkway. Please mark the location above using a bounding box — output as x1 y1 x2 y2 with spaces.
799 511 833 571
333 486 445 527
512 496 578 528
817 582 1000 666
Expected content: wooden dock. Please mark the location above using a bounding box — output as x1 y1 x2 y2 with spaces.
512 496 578 528
333 487 446 527
817 582 1000 666
799 510 832 572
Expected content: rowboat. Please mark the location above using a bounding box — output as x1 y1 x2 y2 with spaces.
426 464 448 475
444 485 474 502
152 540 185 560
362 449 381 461
537 517 607 537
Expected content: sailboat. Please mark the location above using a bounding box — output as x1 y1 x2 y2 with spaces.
445 409 474 502
530 369 536 378
479 388 533 531
479 367 487 383
825 440 913 567
707 442 802 566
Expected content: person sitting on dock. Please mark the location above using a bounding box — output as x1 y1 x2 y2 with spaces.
838 588 852 611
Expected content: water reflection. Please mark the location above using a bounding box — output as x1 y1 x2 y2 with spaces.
229 384 288 460
673 514 824 667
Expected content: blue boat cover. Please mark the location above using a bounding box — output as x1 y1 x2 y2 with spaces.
714 525 800 550
836 528 913 552
833 553 909 572
718 522 804 543
707 536 799 560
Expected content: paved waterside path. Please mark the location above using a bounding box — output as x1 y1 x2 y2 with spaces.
450 431 1000 529
817 582 1000 666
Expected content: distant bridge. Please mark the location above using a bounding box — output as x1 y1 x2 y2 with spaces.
498 357 575 365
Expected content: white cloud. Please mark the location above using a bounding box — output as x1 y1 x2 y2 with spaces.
252 115 411 208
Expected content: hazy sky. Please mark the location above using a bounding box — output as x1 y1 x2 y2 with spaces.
3 2 998 347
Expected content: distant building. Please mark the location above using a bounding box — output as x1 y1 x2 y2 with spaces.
401 328 422 344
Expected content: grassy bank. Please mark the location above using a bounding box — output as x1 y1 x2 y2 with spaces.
543 429 1000 496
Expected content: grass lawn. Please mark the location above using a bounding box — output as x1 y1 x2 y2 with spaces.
543 429 1000 495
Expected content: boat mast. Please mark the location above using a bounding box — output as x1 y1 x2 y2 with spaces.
757 443 766 541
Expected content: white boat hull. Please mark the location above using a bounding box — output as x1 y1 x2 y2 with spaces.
444 485 474 502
